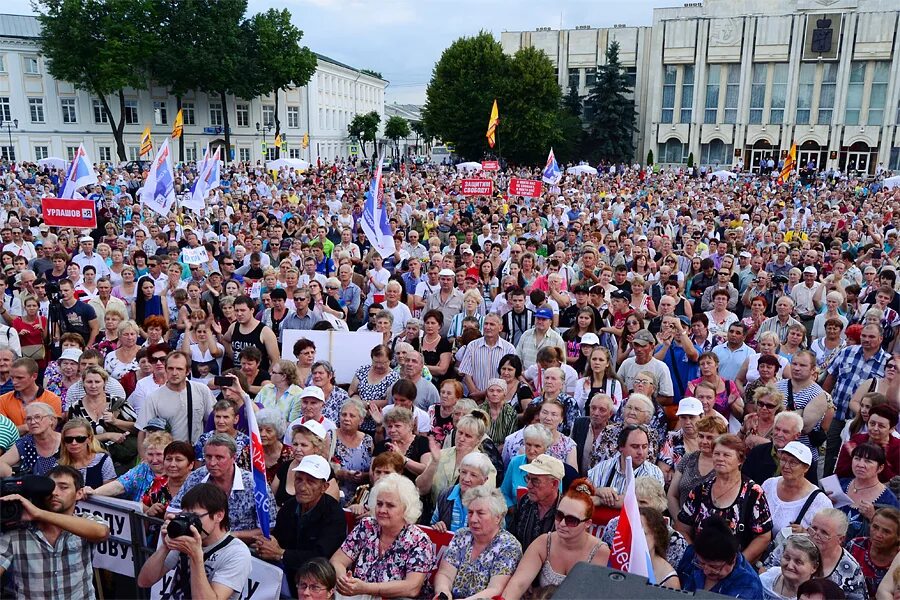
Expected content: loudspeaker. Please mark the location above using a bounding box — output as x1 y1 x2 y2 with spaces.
552 563 728 599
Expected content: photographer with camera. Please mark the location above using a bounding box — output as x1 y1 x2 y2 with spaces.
138 482 252 600
0 465 110 599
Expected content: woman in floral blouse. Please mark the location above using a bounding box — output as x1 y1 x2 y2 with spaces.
331 473 436 599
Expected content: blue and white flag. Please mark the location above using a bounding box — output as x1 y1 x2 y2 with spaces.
140 138 176 217
542 148 561 185
359 152 394 258
246 402 272 538
60 144 98 199
182 146 221 212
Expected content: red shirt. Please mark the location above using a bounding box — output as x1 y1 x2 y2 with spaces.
835 432 900 482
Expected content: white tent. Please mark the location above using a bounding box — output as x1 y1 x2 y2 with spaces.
455 161 482 172
566 164 598 176
265 158 309 171
38 157 67 171
709 170 738 182
883 175 900 190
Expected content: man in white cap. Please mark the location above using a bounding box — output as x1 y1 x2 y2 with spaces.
72 236 110 278
424 268 463 336
284 387 336 444
513 454 564 549
260 455 346 596
792 266 822 337
742 410 804 486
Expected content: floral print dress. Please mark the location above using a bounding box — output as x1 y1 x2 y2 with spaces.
333 432 374 505
678 476 773 546
444 528 522 598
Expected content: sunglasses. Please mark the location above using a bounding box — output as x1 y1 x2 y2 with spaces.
554 511 589 528
64 435 89 444
149 355 167 364
757 401 780 410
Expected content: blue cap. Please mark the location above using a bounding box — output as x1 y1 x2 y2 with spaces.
535 307 553 320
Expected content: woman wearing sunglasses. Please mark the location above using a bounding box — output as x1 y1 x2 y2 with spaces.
501 478 609 600
58 417 117 487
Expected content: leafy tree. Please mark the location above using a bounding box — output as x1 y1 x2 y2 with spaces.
583 41 637 163
348 111 381 157
563 83 582 118
384 116 410 157
36 0 152 161
245 9 316 158
499 47 562 164
410 120 429 152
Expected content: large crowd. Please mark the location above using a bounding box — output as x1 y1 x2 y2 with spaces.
0 155 898 600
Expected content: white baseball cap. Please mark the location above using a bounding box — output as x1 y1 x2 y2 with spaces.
781 441 812 466
438 268 455 277
292 455 330 480
676 397 704 417
300 386 325 403
295 419 326 441
580 333 600 346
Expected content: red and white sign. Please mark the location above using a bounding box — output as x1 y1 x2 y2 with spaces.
508 178 543 197
460 178 494 196
481 160 499 171
41 198 97 228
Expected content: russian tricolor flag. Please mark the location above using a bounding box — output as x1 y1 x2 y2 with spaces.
60 144 98 199
245 404 272 538
608 456 656 583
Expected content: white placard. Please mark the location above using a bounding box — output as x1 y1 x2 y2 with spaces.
819 474 853 508
77 496 145 576
150 553 283 600
181 246 209 265
281 329 382 384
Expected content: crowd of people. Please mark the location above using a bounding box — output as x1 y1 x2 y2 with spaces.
0 155 898 600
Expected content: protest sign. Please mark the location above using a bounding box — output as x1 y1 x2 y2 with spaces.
150 554 283 600
508 178 543 198
460 178 493 196
41 198 97 228
77 496 143 577
180 246 209 265
282 329 382 384
481 160 499 171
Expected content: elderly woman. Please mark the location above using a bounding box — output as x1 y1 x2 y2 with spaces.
618 369 670 444
433 485 523 600
836 442 900 540
256 408 291 484
84 431 173 500
310 360 350 423
528 366 579 435
139 441 195 516
676 434 773 563
658 397 704 479
760 534 823 599
373 406 432 481
501 479 610 599
429 379 462 445
292 337 317 387
736 331 790 389
93 307 125 356
333 398 374 505
373 309 395 346
448 289 485 343
58 418 117 487
481 378 518 447
0 402 60 477
686 352 743 422
762 441 833 545
836 405 900 482
812 291 848 340
140 315 169 349
349 344 400 436
256 359 305 423
417 414 497 504
431 452 494 533
594 393 661 466
667 415 727 519
331 473 436 599
500 424 555 509
103 319 141 379
740 384 786 449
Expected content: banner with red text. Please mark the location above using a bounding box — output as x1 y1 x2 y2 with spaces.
481 160 499 171
460 178 493 196
41 198 97 228
508 178 543 197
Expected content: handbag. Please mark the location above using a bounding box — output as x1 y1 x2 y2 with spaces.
21 343 46 361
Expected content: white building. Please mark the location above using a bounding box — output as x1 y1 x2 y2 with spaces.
0 14 386 165
501 0 900 174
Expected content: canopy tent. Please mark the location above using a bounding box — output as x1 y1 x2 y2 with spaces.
566 164 598 176
265 158 309 171
455 161 482 172
38 157 67 171
882 175 900 190
709 170 738 182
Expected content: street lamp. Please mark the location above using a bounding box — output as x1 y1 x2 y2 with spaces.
0 118 18 161
256 121 273 158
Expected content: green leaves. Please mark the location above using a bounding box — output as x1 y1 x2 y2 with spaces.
385 116 411 142
583 41 637 163
348 111 381 157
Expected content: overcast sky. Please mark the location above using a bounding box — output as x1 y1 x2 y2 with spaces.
5 0 666 105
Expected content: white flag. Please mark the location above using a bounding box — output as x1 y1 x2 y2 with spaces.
140 138 176 217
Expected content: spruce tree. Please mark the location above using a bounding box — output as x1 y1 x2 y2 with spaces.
584 41 637 163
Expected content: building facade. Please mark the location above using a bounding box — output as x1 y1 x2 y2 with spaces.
0 14 386 165
501 0 900 173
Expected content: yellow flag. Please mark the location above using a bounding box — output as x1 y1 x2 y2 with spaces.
302 133 309 149
171 109 183 139
779 143 797 183
274 134 282 149
139 126 153 156
486 99 499 148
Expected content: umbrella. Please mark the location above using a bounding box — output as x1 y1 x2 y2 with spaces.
265 158 309 171
709 170 738 182
455 161 482 172
883 175 900 190
566 165 598 176
38 157 67 171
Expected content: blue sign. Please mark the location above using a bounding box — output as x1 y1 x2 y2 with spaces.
203 126 231 135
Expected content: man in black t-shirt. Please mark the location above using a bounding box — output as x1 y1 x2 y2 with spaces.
57 279 98 345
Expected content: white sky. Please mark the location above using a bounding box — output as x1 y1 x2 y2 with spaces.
4 0 669 105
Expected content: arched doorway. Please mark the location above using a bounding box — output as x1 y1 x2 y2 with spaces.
209 139 229 162
842 141 874 175
797 141 824 172
747 140 776 173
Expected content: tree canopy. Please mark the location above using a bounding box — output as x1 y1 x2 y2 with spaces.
348 111 381 157
583 41 637 163
384 116 411 156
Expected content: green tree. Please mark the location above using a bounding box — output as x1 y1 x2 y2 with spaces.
410 120 429 153
245 9 317 158
584 41 637 163
348 111 381 157
360 69 383 79
563 83 582 118
36 0 152 161
384 116 410 158
499 47 562 164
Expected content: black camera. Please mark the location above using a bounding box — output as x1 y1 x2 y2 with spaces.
772 275 789 286
0 475 55 530
167 512 204 538
45 280 61 303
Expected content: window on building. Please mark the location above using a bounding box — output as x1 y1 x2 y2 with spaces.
817 62 838 125
184 143 197 162
33 146 48 161
624 67 637 89
262 104 275 127
680 66 694 123
585 67 597 87
700 139 732 165
182 102 195 125
0 147 14 161
890 147 900 171
28 97 45 123
0 55 6 73
236 103 249 127
0 97 10 123
749 64 766 125
239 147 251 162
770 63 788 125
124 99 139 124
660 138 686 163
704 65 720 124
660 66 676 124
287 106 300 128
60 98 77 124
98 146 112 162
153 101 168 125
844 61 865 126
129 146 140 161
867 61 890 126
723 66 740 124
796 63 815 125
209 102 223 127
92 99 108 124
288 148 301 159
65 146 79 161
24 56 39 75
568 68 580 91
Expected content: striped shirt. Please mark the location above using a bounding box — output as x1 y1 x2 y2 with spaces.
827 346 889 419
756 315 803 344
0 413 19 451
457 336 517 394
587 452 665 496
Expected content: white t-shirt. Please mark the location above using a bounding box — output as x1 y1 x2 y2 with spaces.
162 534 251 600
135 381 216 444
616 357 674 396
384 302 412 335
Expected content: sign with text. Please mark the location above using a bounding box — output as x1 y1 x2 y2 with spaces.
460 178 493 196
41 198 97 228
77 496 143 577
481 160 499 171
180 246 209 265
150 553 283 600
508 178 543 197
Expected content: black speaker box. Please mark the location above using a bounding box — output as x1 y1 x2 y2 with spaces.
552 563 730 599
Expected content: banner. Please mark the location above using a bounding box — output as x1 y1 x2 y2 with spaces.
181 246 209 265
77 496 144 577
481 160 499 171
60 144 98 199
140 138 177 217
607 456 655 582
542 148 561 185
171 109 183 139
150 554 283 600
359 152 394 258
508 178 543 197
140 126 153 157
183 146 221 212
460 178 493 196
41 198 97 228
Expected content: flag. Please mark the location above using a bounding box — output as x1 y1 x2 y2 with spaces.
139 138 176 217
608 456 656 582
302 133 309 149
183 146 221 212
139 126 153 156
171 109 183 139
273 134 282 149
245 403 272 538
779 143 796 183
360 151 394 258
60 144 98 199
542 148 561 185
486 99 499 148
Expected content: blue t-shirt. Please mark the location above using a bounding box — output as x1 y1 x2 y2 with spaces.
677 546 763 598
655 343 700 402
